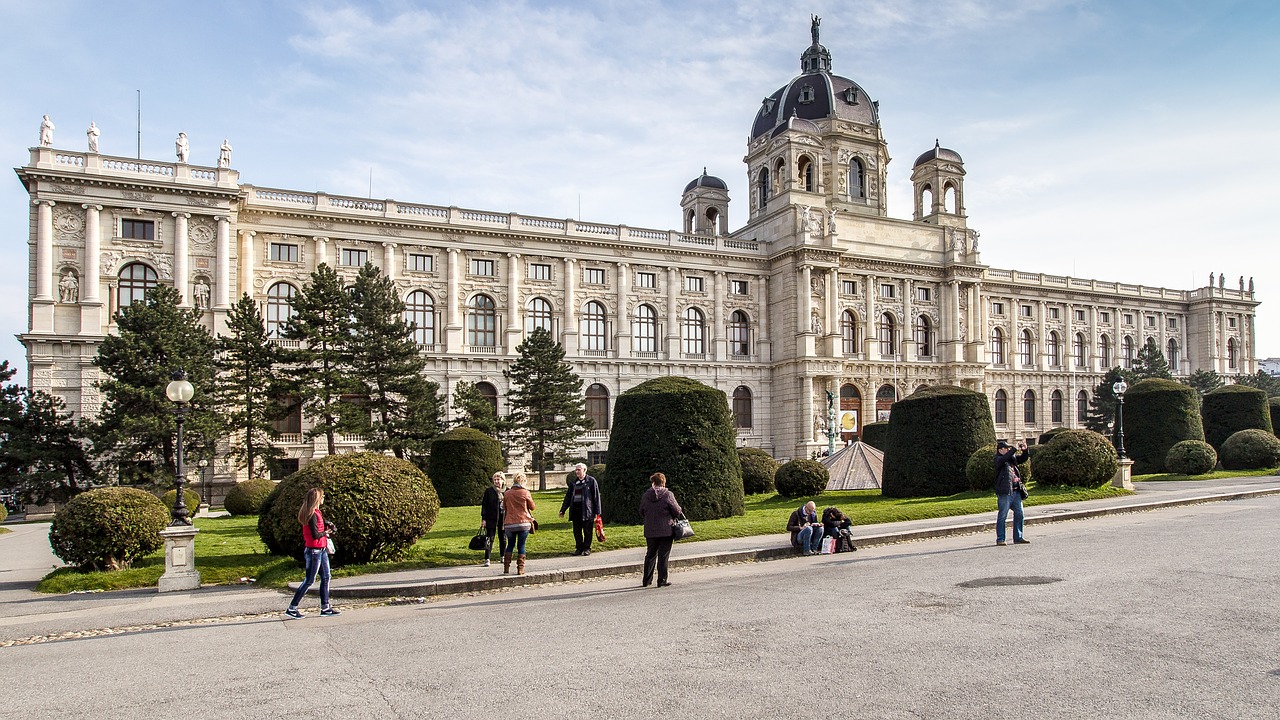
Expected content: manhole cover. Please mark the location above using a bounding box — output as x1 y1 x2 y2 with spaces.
1269 670 1280 678
957 576 1063 588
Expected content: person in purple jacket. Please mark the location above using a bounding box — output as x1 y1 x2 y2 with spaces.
639 472 683 588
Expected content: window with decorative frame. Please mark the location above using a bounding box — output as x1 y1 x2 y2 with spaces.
990 327 1006 365
406 253 432 273
585 384 610 430
728 310 750 356
265 282 297 337
994 390 1008 425
732 386 753 429
681 307 706 354
525 297 553 335
841 311 859 354
685 276 704 293
340 248 368 267
404 290 435 345
841 280 857 295
528 263 551 281
583 268 606 285
269 243 299 263
632 304 657 353
635 271 656 289
581 301 607 351
121 218 155 241
117 262 157 308
470 258 495 276
1023 390 1037 424
730 280 749 295
467 294 497 346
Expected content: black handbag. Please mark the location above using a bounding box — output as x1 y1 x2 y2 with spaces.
1014 480 1029 501
468 527 487 551
670 515 694 541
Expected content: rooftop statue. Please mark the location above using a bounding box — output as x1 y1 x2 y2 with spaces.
39 115 54 147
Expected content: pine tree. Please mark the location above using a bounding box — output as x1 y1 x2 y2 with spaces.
1232 369 1280 397
213 294 284 479
504 328 593 490
450 381 501 437
1131 337 1173 380
284 263 355 455
345 264 443 459
1183 368 1224 398
91 285 219 482
0 361 95 504
1083 366 1135 436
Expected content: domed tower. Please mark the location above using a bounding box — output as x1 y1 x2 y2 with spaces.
680 168 730 235
744 15 890 223
911 140 967 227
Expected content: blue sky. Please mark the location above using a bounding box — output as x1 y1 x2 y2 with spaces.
2 0 1277 380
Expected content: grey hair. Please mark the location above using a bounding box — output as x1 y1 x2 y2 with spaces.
574 462 588 470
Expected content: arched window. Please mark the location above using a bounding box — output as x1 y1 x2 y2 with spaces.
681 307 705 355
581 301 607 351
920 184 934 215
1227 338 1238 369
467 294 496 347
265 282 297 338
585 384 610 430
1100 334 1112 368
632 304 657 353
1051 390 1063 424
1122 335 1135 368
1074 332 1087 369
705 207 720 234
683 209 695 234
1023 390 1037 424
878 313 896 357
475 381 498 414
1020 329 1035 366
757 167 771 208
728 310 750 356
944 184 958 213
914 315 933 357
117 262 157 309
732 386 753 429
841 310 859 354
991 327 1006 365
1077 390 1088 420
526 297 553 335
840 383 861 438
1167 338 1180 372
799 156 815 192
404 290 435 345
994 389 1008 425
849 158 865 199
1047 331 1061 367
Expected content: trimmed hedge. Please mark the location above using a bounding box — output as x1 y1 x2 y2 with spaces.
1219 429 1280 470
257 452 439 564
860 422 890 452
1038 427 1071 446
428 427 504 507
48 487 169 570
1164 440 1218 476
738 448 779 495
160 488 201 513
224 477 276 516
882 385 995 498
965 445 1031 492
1124 378 1204 475
602 377 744 524
1031 429 1118 488
1270 398 1280 438
774 459 829 498
1202 385 1273 451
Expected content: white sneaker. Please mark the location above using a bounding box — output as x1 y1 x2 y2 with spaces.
482 559 490 567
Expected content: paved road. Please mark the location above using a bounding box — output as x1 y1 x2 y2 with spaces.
2 495 1276 719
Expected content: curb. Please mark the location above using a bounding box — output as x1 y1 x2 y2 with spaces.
319 486 1280 600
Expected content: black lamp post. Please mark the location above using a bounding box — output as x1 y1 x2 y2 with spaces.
165 369 195 525
1112 379 1128 460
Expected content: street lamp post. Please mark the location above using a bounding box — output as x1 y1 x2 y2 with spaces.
159 369 201 592
1112 379 1128 460
165 370 195 525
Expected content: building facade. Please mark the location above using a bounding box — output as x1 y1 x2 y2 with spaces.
16 23 1260 498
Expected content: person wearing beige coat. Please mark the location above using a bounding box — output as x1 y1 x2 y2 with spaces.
501 473 536 574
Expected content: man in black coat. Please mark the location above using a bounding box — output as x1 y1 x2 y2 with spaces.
993 440 1031 546
560 463 602 555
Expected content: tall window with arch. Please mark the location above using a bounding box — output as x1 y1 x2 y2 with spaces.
582 301 607 351
1047 331 1061 367
117 262 157 309
878 313 896 357
1074 332 1087 369
632 304 657 353
1051 390 1063 424
526 297 553 335
728 310 750 356
1077 390 1088 421
841 310 859 354
994 389 1008 425
475 381 498 414
944 184 958 213
849 158 865 199
585 384 610 430
1166 338 1180 372
1227 338 1238 370
732 386 753 429
757 167 771 208
1020 329 1035 366
991 327 1006 365
681 307 706 355
799 156 815 192
1122 335 1135 368
1023 390 1037 424
404 290 435 346
467 294 497 347
1100 334 1112 367
914 315 933 357
265 282 297 338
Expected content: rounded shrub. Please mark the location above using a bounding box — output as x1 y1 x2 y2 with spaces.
1219 429 1280 471
602 376 744 524
965 445 1031 492
1202 385 1273 451
1038 427 1070 446
160 488 201 513
48 487 169 570
257 452 439 564
224 477 276 516
738 447 778 495
774 459 829 498
860 422 889 452
428 427 503 507
1124 378 1204 475
1164 440 1217 476
1031 429 1118 488
882 386 996 498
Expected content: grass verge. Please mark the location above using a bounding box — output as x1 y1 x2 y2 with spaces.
1133 467 1278 482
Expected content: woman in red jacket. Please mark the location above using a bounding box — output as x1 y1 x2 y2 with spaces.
285 488 340 619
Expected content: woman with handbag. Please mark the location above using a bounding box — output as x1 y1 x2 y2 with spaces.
479 472 506 567
284 487 340 619
500 472 535 575
639 472 683 588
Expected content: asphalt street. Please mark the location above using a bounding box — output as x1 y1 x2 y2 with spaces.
2 494 1276 719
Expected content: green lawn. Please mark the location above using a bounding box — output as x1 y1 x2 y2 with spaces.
37 483 1129 593
1133 467 1278 482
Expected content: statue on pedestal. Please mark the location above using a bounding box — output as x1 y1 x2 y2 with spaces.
218 139 232 168
175 132 189 163
86 122 100 153
193 279 211 309
39 115 55 147
58 272 79 303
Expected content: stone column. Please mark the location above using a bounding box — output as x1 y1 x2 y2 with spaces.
615 262 630 357
798 265 812 334
758 275 771 361
1088 305 1098 372
802 376 816 444
506 252 521 353
665 266 679 359
172 213 191 306
82 204 102 303
214 216 230 309
563 258 578 354
313 236 329 271
34 199 55 301
1037 300 1047 370
969 282 984 362
445 248 462 351
383 242 397 280
826 267 839 357
713 271 726 359
864 274 877 361
903 278 915 361
238 229 255 300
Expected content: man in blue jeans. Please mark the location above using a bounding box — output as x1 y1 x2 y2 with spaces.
787 501 825 555
993 440 1031 546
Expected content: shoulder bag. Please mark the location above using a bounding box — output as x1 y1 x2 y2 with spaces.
468 526 488 551
670 514 694 541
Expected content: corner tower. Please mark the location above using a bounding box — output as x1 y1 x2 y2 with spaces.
911 140 967 228
680 169 730 235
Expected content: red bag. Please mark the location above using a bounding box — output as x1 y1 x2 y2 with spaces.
594 515 606 542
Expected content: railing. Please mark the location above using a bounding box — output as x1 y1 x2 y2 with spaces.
257 189 315 205
460 210 509 224
581 349 610 357
633 351 659 359
102 158 175 177
277 433 303 444
55 153 85 167
338 434 366 443
397 203 448 218
330 197 384 211
417 343 441 353
465 345 499 354
585 430 609 439
268 338 301 348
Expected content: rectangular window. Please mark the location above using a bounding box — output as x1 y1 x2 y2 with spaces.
1020 305 1033 318
1074 309 1086 322
1122 313 1133 326
470 258 495 276
121 219 155 241
1100 311 1111 323
879 283 895 299
587 451 608 466
1167 317 1178 330
1228 317 1237 328
269 243 299 263
992 301 1005 316
583 268 606 285
1146 316 1156 327
1049 307 1060 320
916 287 931 302
730 280 749 295
635 272 656 289
340 248 368 267
407 253 433 273
685 276 704 292
528 263 551 280
841 280 857 295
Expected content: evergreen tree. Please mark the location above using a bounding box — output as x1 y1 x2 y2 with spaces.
504 328 593 490
1232 369 1280 397
346 264 443 460
0 361 95 504
1131 337 1173 380
450 381 501 437
284 263 355 455
213 294 284 479
1083 366 1135 436
91 285 219 482
1184 368 1225 398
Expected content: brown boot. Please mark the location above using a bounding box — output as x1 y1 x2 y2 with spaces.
502 553 512 574
517 554 526 575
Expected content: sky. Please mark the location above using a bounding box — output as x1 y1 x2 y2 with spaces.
2 0 1277 381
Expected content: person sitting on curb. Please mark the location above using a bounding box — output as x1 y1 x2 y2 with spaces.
994 440 1031 546
822 506 857 552
787 501 825 555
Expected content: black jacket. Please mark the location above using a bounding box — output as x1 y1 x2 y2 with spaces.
560 475 601 522
993 449 1029 496
481 486 505 526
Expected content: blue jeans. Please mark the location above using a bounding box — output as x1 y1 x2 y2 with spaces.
793 525 824 553
290 548 331 608
504 528 530 555
996 493 1025 543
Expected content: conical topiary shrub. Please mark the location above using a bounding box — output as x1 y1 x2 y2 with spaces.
1123 378 1204 475
428 427 504 507
602 376 744 524
860 422 890 452
881 385 995 498
1202 385 1273 451
1270 398 1280 438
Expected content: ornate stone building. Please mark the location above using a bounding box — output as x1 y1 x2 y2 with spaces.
16 21 1260 496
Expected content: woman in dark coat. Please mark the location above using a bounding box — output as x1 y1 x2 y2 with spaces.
480 472 506 567
638 472 683 588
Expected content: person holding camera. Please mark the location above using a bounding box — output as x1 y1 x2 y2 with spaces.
993 440 1031 546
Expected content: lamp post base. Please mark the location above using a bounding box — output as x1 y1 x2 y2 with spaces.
1111 459 1134 490
158 525 201 593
